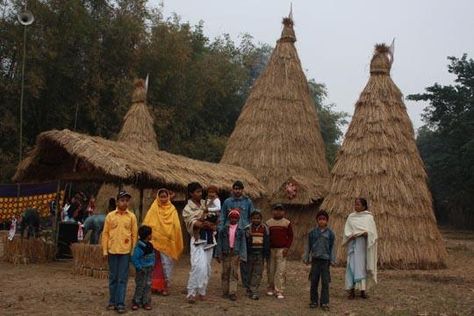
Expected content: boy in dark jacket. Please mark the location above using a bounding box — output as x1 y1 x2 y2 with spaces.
215 209 247 301
246 211 270 300
131 225 155 311
303 210 336 310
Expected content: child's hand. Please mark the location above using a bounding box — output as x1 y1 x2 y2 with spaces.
282 248 289 257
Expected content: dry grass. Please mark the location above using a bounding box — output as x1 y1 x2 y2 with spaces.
2 235 55 264
220 16 329 195
70 243 109 279
321 44 447 269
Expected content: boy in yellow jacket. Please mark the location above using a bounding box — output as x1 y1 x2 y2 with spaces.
102 191 138 314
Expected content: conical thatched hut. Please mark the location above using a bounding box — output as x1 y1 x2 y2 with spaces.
220 15 330 257
96 79 159 216
321 44 447 269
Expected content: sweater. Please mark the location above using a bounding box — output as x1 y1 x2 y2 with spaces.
266 217 293 249
131 239 156 271
303 227 336 263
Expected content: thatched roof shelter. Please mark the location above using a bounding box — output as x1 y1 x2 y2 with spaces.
13 129 265 199
271 175 328 206
321 44 447 269
220 15 329 196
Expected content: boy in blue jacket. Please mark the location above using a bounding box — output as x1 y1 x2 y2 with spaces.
131 225 155 311
215 209 247 301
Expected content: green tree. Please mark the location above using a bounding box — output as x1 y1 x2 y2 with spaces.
408 54 474 229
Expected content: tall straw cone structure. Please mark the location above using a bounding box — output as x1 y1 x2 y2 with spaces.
96 79 158 217
221 15 329 258
321 44 447 269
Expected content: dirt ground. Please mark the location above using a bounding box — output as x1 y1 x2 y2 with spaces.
1 229 473 316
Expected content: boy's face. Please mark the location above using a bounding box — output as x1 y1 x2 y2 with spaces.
208 191 217 199
158 192 168 204
232 186 243 197
272 208 285 219
145 234 152 241
251 215 262 226
317 216 328 228
117 197 129 211
229 217 239 225
191 188 203 201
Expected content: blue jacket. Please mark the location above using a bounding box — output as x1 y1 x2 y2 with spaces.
218 195 254 231
131 240 155 271
303 227 336 263
215 224 248 262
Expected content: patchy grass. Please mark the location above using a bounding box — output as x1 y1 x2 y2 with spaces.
0 229 473 315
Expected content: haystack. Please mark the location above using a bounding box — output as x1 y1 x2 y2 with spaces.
3 235 55 264
220 15 330 258
96 79 159 217
321 44 447 269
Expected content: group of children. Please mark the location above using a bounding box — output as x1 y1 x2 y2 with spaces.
102 184 377 313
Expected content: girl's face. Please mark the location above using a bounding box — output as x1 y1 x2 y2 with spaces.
158 192 169 204
354 199 365 212
229 217 239 225
191 189 203 201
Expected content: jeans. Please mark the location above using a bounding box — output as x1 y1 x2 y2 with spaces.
310 258 330 305
221 252 239 295
108 254 130 307
247 252 264 295
133 266 153 306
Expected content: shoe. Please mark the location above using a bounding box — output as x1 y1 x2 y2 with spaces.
229 294 237 301
251 294 259 300
203 243 217 250
143 304 152 310
161 289 170 296
309 303 318 309
187 296 196 304
106 304 116 311
194 239 207 245
266 290 274 296
321 304 330 311
116 306 126 314
131 303 139 311
276 293 285 299
361 291 368 299
348 289 355 299
198 294 207 301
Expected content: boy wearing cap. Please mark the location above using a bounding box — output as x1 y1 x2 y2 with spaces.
215 209 247 301
303 210 336 310
102 191 138 314
266 204 293 299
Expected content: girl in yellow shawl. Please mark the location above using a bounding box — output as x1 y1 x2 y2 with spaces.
143 188 184 296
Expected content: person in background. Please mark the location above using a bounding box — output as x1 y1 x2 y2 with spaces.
195 185 220 249
266 204 293 299
20 207 40 239
102 191 138 314
343 198 378 299
303 210 336 310
86 195 96 218
131 225 155 311
83 198 115 244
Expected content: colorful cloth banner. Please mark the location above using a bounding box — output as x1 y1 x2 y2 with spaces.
0 182 64 221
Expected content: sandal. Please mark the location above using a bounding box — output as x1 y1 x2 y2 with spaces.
143 304 152 310
361 291 368 299
131 303 139 311
348 289 355 299
106 304 116 311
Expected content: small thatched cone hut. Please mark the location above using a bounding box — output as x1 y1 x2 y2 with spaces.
96 79 158 217
220 15 330 258
321 44 447 269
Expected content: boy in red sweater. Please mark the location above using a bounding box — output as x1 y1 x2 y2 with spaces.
266 204 293 299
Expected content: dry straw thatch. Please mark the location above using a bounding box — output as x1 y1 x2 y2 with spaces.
271 175 328 206
220 16 329 195
13 129 265 199
71 243 109 279
3 235 55 264
321 44 447 269
96 79 159 213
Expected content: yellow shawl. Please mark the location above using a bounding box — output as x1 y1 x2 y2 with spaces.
143 199 183 260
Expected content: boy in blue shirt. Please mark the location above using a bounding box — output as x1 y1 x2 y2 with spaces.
303 210 336 311
131 225 155 311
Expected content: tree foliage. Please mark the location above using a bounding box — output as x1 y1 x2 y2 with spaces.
408 54 474 229
0 0 344 182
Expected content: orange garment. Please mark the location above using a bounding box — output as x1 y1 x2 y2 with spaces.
143 199 184 261
101 209 138 256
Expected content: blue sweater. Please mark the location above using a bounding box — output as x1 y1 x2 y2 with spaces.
218 195 254 231
303 227 336 263
131 240 155 271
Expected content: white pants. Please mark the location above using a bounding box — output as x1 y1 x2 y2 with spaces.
187 237 213 297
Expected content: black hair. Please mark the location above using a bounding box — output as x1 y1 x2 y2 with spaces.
187 182 203 196
232 180 244 189
356 197 368 210
250 210 262 219
316 210 329 220
138 225 152 240
272 204 284 211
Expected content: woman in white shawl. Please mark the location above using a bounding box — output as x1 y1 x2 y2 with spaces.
343 198 378 299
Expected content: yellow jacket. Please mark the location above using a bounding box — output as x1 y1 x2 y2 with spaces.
102 209 138 256
143 199 183 260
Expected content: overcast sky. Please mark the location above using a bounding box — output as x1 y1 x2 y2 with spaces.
152 0 474 130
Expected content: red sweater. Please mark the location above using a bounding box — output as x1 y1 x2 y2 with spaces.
266 218 293 249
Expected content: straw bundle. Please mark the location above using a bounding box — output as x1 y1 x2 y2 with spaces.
321 44 447 269
70 243 109 279
220 16 329 195
2 235 55 264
